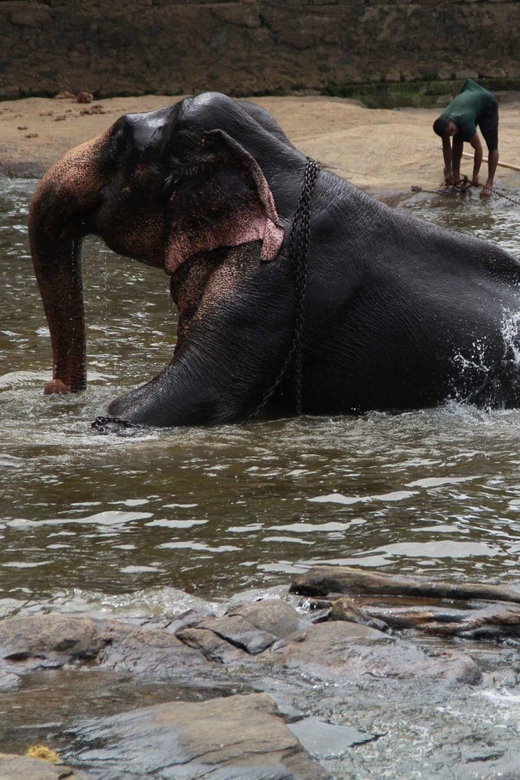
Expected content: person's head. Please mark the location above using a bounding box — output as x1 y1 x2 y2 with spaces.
433 116 458 137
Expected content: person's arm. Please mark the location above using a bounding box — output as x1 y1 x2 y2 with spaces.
468 133 483 185
441 136 454 184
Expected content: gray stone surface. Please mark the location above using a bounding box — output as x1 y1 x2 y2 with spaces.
288 717 377 759
67 693 331 779
0 615 105 672
177 599 307 658
264 621 483 686
0 670 19 691
0 613 209 678
0 600 483 687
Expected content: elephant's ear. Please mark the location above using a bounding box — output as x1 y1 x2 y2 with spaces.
165 129 284 275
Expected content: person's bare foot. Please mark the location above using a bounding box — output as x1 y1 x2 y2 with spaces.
481 185 493 198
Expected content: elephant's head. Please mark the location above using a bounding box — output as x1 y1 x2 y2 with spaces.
29 93 299 402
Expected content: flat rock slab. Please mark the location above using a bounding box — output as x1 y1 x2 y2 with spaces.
290 565 520 604
264 622 482 686
66 692 331 780
0 753 91 780
288 717 377 759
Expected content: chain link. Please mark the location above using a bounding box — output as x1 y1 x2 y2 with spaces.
245 157 321 423
91 415 137 434
411 181 520 207
489 185 520 208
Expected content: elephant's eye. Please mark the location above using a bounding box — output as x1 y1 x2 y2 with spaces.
167 162 211 188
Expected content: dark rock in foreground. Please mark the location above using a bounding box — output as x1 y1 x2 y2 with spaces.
4 568 520 779
66 693 331 780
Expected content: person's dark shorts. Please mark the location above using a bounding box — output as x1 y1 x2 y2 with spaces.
478 99 499 152
453 99 499 151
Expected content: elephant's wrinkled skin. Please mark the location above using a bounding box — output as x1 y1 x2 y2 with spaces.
29 92 520 427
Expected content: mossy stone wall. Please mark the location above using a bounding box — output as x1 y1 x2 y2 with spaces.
1 0 519 100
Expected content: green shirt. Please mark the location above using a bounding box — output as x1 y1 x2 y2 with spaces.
441 79 495 141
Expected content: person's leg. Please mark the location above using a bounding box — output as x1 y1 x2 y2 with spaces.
479 100 499 196
452 136 464 182
483 150 499 196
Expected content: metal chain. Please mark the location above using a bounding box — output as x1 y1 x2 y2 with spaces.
412 181 520 207
490 185 520 208
411 177 471 197
245 156 321 423
91 415 137 433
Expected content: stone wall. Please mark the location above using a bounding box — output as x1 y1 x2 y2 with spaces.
1 0 520 100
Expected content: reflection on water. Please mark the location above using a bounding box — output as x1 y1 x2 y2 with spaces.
2 180 520 609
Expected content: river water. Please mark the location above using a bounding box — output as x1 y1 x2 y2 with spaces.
2 178 520 777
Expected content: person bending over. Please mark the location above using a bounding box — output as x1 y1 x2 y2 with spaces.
433 78 499 197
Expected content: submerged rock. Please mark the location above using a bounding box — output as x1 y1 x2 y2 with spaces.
66 692 331 780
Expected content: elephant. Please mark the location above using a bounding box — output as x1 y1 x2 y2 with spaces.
29 91 520 428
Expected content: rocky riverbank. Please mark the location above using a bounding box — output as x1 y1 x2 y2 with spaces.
2 567 520 778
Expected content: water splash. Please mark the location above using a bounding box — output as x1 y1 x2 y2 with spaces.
501 308 520 367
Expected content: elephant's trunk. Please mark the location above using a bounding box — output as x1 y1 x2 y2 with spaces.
29 136 106 394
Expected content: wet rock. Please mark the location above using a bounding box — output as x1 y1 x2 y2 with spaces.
330 596 520 639
97 619 211 675
0 614 209 678
187 613 278 655
232 599 307 638
178 599 307 656
290 566 520 604
0 615 105 672
0 753 90 779
264 621 483 686
176 598 309 661
288 717 378 758
174 625 247 664
66 693 331 779
0 670 20 690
